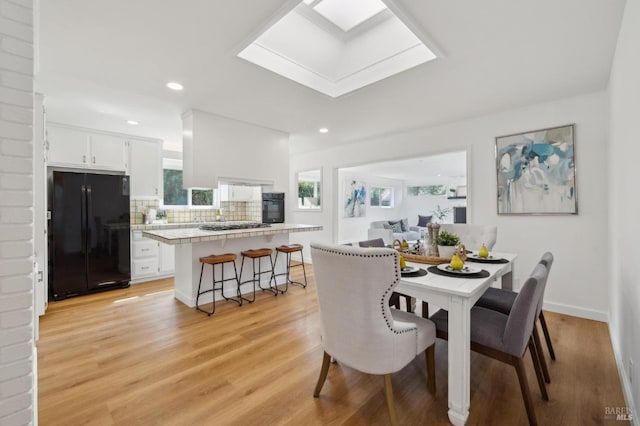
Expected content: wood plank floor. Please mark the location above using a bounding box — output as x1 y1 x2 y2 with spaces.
38 266 628 425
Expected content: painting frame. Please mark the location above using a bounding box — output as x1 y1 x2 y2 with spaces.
343 180 367 218
495 124 577 215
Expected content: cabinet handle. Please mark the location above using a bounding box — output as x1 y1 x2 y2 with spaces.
92 156 96 164
155 188 158 195
82 155 86 163
141 266 150 270
141 248 149 252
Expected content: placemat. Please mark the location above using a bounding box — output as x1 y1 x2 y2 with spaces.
427 265 489 278
401 268 427 277
466 256 509 264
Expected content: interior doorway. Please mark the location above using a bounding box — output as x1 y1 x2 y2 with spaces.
336 150 467 244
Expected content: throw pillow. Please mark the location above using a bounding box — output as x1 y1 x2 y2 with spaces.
401 218 409 232
387 221 403 233
383 223 393 230
418 215 433 227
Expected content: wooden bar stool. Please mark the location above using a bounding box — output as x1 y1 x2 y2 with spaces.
238 248 278 303
272 244 308 294
196 253 241 316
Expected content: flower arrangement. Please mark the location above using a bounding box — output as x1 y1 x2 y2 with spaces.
432 204 452 223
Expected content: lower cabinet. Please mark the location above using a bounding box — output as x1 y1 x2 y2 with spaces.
131 231 175 282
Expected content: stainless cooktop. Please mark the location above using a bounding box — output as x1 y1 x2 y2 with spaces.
199 222 272 231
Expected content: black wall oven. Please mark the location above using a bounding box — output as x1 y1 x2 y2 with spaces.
262 192 285 223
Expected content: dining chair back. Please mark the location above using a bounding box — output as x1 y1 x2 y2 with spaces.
310 243 436 426
357 238 385 248
439 224 497 250
358 238 412 312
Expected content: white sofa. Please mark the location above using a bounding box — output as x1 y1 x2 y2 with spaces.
439 224 498 250
368 219 421 245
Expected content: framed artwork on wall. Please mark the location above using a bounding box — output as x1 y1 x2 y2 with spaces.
496 124 577 215
343 180 366 218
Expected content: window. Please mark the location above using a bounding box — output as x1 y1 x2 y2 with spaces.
296 169 322 210
407 185 446 196
370 187 393 207
163 158 215 207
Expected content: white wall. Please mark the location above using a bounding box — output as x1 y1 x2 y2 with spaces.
0 0 36 423
290 90 609 321
337 171 404 243
608 0 640 417
182 109 289 191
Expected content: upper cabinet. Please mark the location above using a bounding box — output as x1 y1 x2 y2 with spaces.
129 138 162 198
46 124 127 171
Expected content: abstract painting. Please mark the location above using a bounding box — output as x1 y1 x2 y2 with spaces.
344 180 366 218
496 124 577 214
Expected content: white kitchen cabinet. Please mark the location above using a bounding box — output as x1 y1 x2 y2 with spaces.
89 133 127 170
131 230 175 282
46 125 90 167
47 123 127 171
220 184 261 202
129 138 162 197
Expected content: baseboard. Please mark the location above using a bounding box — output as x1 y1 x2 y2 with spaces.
609 323 638 425
543 301 609 322
174 288 195 307
291 253 312 264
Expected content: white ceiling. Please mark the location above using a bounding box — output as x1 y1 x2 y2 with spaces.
36 0 626 153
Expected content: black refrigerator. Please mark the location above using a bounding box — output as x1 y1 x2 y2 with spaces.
49 171 131 300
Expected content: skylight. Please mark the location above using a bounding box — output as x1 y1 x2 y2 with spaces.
313 0 388 32
237 0 438 97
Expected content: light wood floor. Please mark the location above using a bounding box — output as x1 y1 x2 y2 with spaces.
38 266 628 425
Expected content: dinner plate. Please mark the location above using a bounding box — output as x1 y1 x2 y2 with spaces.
436 264 482 275
400 266 418 275
466 253 505 262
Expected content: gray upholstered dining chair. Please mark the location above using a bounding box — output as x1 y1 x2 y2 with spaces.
430 263 549 426
439 224 498 250
310 243 436 426
475 252 555 383
358 238 413 313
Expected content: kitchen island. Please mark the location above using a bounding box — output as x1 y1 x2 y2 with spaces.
142 223 322 307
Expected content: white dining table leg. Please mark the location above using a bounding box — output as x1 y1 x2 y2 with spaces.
447 296 471 425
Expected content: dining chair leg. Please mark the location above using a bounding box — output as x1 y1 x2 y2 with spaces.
528 337 549 401
425 344 436 394
422 301 429 319
313 351 332 397
404 295 413 313
514 356 538 426
383 374 399 426
532 326 551 383
539 311 556 360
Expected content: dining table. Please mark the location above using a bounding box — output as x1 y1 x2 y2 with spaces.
395 251 517 426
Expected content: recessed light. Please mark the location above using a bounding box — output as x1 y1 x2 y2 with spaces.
166 82 184 91
319 128 329 133
127 120 139 125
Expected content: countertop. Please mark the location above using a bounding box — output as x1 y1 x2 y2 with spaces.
141 223 323 245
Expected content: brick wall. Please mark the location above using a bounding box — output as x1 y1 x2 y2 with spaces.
0 0 35 424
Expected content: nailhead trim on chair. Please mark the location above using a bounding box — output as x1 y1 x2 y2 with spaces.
312 245 414 336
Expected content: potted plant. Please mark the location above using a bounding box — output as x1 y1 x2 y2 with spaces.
449 188 457 197
435 230 460 258
432 204 452 223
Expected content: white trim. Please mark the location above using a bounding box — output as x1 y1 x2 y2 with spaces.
609 323 638 425
542 301 609 323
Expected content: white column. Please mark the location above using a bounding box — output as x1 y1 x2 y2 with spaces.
0 0 36 423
